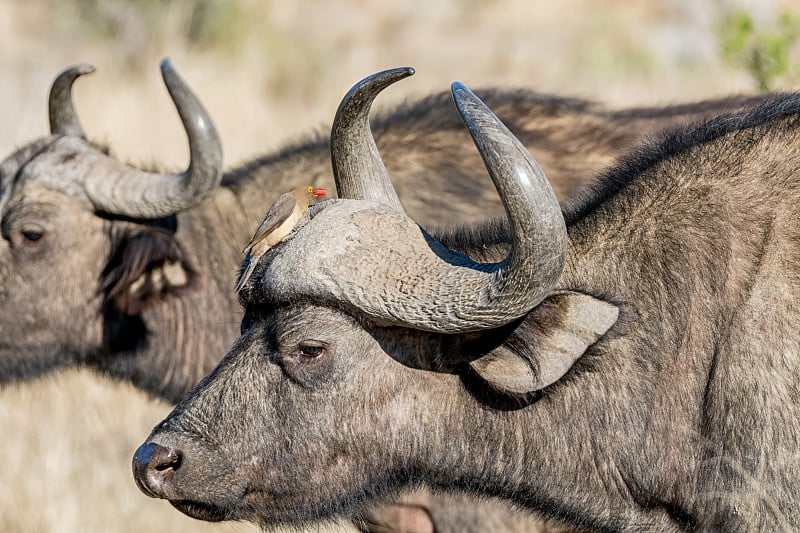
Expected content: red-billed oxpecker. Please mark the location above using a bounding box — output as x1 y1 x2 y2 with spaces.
236 186 327 292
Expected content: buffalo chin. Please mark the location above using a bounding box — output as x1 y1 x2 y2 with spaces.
170 499 233 522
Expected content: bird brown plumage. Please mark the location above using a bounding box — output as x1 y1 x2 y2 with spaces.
236 186 326 292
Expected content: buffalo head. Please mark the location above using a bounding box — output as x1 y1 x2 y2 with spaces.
132 69 618 526
0 60 222 382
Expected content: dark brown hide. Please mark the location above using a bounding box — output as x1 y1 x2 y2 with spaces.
0 67 780 533
136 91 800 532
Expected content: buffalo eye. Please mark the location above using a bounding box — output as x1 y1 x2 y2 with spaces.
7 222 47 251
297 342 326 359
20 225 45 243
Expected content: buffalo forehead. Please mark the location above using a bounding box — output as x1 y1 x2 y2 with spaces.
2 137 97 210
259 200 420 296
0 137 58 209
19 137 98 203
257 200 490 326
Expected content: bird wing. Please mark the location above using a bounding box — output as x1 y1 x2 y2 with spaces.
245 192 297 251
235 248 258 293
237 191 303 292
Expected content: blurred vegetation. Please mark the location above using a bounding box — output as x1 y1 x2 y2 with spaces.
717 7 800 91
75 0 249 47
185 0 249 47
51 0 253 68
43 0 332 100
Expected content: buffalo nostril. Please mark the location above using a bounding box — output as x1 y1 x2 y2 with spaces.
132 442 184 498
154 447 182 472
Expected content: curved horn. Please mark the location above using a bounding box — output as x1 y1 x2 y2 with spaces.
430 82 567 329
49 64 95 138
373 83 568 331
81 58 223 218
330 67 414 212
263 82 567 333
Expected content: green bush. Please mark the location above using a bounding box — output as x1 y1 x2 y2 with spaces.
718 8 800 92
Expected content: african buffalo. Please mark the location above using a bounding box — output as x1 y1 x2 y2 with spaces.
1 62 776 533
133 69 800 532
4 62 763 396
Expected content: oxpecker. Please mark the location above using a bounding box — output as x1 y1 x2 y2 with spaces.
236 186 326 292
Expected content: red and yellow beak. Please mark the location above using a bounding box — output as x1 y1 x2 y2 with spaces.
309 186 327 197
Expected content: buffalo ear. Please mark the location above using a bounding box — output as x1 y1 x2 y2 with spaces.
102 228 197 315
469 291 618 395
359 501 435 533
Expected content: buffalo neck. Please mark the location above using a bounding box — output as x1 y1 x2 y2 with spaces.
421 111 796 530
419 380 690 531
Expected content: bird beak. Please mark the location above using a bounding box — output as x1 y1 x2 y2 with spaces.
312 187 327 197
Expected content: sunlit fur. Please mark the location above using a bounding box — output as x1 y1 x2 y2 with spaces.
7 87 766 532
1 87 767 399
142 93 800 531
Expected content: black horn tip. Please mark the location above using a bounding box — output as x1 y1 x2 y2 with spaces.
376 66 415 83
366 66 415 82
159 59 194 99
159 57 179 85
159 57 175 73
339 67 416 110
49 64 96 97
330 67 413 209
60 64 96 78
393 66 415 77
450 81 501 139
450 81 468 97
450 81 481 114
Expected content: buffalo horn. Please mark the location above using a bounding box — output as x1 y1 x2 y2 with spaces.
82 58 223 218
323 73 567 332
49 64 96 138
425 82 568 330
330 67 414 212
369 83 568 332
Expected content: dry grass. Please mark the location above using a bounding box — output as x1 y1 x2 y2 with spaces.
0 0 796 531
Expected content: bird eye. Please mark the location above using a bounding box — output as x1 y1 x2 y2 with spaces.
297 343 325 359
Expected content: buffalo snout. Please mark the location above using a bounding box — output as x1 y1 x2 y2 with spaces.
132 441 183 499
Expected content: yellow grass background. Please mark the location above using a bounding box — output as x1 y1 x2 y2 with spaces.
0 0 797 531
